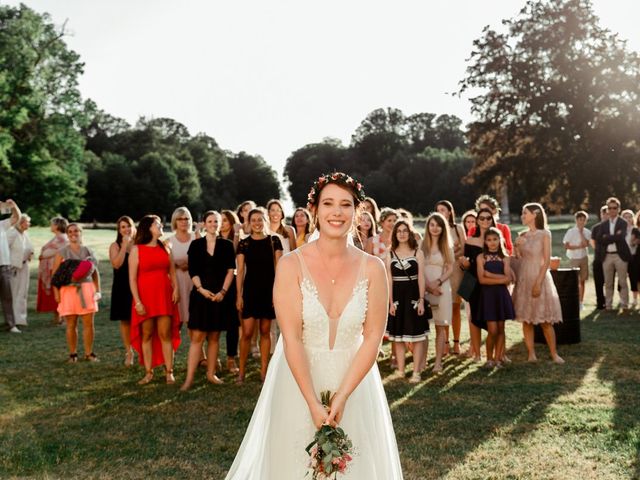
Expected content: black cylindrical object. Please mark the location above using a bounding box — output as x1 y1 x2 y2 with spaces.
534 268 581 344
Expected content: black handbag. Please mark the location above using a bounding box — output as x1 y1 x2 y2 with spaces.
457 270 477 302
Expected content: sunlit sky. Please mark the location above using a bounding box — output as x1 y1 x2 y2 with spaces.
9 1 640 196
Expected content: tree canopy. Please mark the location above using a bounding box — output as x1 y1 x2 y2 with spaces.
459 0 640 212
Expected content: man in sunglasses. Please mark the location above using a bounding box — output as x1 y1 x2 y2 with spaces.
594 197 631 310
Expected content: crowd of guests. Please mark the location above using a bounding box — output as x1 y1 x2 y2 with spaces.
2 192 639 385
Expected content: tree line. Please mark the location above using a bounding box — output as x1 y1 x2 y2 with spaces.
2 1 639 224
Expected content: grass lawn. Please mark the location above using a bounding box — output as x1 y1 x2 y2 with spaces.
1 225 638 479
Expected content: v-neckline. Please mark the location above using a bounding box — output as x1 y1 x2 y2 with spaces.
298 249 365 350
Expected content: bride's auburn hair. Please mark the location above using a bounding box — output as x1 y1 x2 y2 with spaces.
307 172 366 231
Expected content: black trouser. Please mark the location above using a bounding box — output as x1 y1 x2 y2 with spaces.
0 265 15 328
593 259 605 309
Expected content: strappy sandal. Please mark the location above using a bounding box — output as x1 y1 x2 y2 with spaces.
452 340 461 355
67 353 78 363
165 369 176 385
138 370 154 385
85 353 99 362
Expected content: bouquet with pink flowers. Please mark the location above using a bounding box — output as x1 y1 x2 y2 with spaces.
306 391 354 479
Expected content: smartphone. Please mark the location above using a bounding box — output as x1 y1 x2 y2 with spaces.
0 202 10 215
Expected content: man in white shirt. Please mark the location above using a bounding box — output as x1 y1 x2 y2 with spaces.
563 211 591 309
8 214 34 326
0 199 22 333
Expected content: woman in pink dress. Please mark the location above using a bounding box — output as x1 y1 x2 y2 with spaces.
512 203 564 364
37 217 68 324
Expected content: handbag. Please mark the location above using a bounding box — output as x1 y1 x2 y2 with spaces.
391 250 431 319
457 269 477 302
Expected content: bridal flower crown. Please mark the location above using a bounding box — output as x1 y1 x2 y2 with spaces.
306 172 366 208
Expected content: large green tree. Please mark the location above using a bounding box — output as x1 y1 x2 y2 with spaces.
0 5 88 222
460 0 640 212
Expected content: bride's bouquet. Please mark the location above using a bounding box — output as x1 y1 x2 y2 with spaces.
306 391 354 479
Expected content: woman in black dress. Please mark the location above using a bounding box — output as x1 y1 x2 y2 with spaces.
460 208 496 362
236 208 283 383
386 220 428 383
181 211 235 390
109 216 136 366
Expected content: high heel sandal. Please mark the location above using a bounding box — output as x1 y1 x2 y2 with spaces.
67 353 78 363
165 369 176 385
138 370 154 385
227 357 239 373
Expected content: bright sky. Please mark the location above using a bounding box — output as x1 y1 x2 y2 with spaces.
9 1 640 197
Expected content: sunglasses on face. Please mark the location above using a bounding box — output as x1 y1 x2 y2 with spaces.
478 216 492 221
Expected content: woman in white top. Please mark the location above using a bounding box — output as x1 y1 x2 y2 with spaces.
422 212 454 373
366 208 398 260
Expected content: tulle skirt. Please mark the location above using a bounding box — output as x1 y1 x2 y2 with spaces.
225 337 404 479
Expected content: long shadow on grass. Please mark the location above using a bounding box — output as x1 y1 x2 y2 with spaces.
0 324 262 479
593 309 640 478
382 327 596 479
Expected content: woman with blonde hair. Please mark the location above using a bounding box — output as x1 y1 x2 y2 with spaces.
367 208 398 260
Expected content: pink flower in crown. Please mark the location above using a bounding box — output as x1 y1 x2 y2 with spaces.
331 172 340 180
318 176 327 186
356 182 362 191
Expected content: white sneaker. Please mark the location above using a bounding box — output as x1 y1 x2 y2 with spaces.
9 326 21 333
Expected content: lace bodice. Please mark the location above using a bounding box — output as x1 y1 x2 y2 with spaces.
295 249 368 352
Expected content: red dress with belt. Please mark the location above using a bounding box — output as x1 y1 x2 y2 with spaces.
131 245 181 368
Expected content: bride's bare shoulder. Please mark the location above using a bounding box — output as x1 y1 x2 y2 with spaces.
356 248 385 279
275 250 302 279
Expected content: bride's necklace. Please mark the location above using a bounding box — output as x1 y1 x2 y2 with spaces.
315 242 345 285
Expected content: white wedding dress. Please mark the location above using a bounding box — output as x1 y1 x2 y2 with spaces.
225 248 403 479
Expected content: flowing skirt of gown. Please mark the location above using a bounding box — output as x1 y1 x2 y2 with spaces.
225 337 403 479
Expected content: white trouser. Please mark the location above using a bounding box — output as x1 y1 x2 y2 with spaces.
10 265 29 325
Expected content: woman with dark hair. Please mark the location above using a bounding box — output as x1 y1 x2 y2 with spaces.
220 209 241 372
355 210 377 251
267 199 296 253
129 215 181 384
235 200 256 241
37 216 68 324
292 207 312 248
462 210 477 237
461 208 497 362
52 223 100 362
236 208 283 383
226 172 403 479
362 196 381 226
436 200 466 355
471 194 514 255
181 211 236 390
109 216 136 366
513 203 564 364
386 219 428 383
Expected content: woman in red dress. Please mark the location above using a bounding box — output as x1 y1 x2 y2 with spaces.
37 216 68 324
129 215 181 385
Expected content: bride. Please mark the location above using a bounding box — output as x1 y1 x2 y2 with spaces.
225 173 403 479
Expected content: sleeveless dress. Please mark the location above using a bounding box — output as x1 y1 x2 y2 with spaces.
463 243 484 330
225 246 404 479
387 251 429 342
168 233 195 324
56 245 99 317
110 248 132 321
512 229 562 325
237 236 283 319
424 250 452 326
478 254 515 323
130 245 181 368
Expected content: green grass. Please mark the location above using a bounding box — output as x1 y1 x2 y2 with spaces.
1 226 638 479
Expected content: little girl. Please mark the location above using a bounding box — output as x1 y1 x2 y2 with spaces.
422 212 453 373
476 227 515 367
